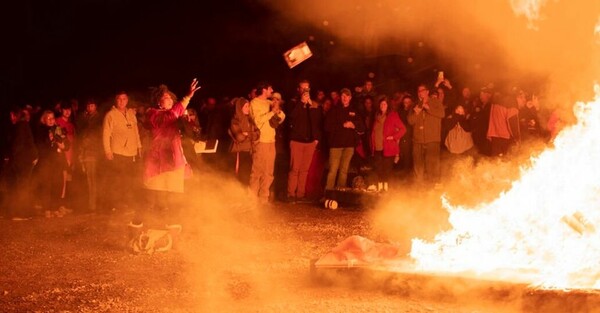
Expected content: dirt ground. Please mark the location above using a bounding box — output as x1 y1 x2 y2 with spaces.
0 155 568 313
0 182 532 313
3 143 595 312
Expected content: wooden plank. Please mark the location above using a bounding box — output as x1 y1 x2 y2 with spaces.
310 259 600 313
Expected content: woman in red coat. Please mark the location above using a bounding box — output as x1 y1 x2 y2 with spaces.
140 79 200 228
370 96 406 191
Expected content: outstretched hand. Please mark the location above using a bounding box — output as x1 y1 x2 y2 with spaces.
187 78 201 98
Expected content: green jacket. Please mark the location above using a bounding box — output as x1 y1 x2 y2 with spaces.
408 98 445 144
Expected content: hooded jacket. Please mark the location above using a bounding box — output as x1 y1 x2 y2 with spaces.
229 98 260 153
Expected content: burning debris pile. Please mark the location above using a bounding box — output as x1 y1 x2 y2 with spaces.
410 88 600 290
313 92 600 310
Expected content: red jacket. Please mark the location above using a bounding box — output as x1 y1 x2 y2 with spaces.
370 111 406 157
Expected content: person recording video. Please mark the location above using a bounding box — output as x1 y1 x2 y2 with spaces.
408 83 445 187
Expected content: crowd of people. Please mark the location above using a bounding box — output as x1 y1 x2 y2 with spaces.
0 73 562 225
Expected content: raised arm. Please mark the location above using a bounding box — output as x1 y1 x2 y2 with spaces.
181 78 201 110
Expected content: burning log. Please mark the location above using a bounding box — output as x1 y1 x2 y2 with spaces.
561 211 596 235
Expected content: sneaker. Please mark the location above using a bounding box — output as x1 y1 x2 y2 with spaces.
128 221 144 228
165 224 183 239
165 223 182 229
296 197 312 204
58 206 73 215
282 195 296 204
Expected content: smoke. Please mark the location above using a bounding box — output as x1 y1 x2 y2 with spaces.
369 151 530 256
265 0 600 105
174 170 310 312
170 1 600 307
510 0 549 29
261 0 600 242
174 172 265 311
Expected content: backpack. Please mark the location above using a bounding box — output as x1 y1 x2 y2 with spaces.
445 123 474 154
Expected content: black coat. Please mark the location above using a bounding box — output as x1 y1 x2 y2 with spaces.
288 99 323 143
324 104 365 148
8 121 38 169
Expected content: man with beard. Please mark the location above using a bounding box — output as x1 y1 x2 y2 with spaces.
408 84 445 186
286 80 322 203
249 81 285 204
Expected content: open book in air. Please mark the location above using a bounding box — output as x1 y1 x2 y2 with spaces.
283 41 312 69
194 139 218 153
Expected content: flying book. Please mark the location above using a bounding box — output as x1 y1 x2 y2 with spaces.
194 139 219 154
283 42 313 69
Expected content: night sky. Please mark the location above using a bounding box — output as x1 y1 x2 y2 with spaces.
3 0 446 108
7 0 594 110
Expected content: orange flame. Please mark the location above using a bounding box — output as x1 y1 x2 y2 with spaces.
410 86 600 290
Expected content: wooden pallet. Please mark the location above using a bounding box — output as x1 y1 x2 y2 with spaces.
310 258 600 313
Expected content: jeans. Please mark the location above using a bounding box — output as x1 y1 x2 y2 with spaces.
83 159 98 211
412 142 440 184
326 147 354 190
249 142 276 202
287 141 317 198
106 154 140 210
373 151 394 182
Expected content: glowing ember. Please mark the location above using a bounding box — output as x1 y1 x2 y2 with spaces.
410 86 600 290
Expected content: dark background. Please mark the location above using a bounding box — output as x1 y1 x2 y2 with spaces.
2 0 447 107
